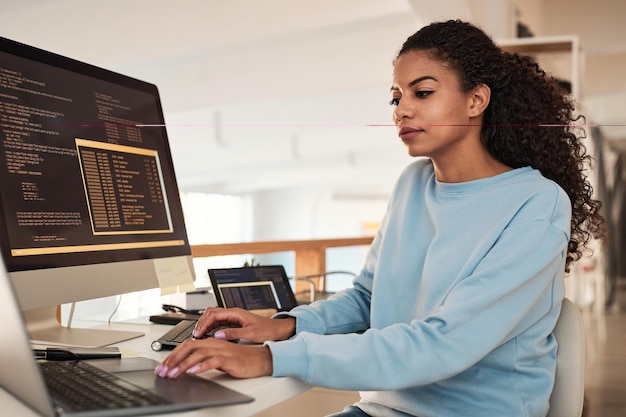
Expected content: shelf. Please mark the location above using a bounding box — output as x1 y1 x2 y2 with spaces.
499 35 579 54
498 35 582 98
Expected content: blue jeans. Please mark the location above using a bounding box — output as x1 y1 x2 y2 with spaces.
325 405 371 417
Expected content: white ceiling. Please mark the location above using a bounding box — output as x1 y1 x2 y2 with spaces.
1 0 625 195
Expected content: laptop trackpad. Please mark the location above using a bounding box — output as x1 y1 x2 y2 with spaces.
87 357 254 406
124 371 251 405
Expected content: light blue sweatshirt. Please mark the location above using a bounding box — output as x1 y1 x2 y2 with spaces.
267 159 571 417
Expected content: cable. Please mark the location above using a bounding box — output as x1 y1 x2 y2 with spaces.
161 304 204 315
66 302 76 328
108 294 123 324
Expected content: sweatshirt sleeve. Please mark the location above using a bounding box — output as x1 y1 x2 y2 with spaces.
266 190 570 391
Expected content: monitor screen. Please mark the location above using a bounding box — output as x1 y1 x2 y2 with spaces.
0 36 194 346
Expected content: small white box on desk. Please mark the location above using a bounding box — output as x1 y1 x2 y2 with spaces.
186 287 217 311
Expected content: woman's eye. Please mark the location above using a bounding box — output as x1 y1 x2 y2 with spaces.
416 91 433 98
389 98 400 106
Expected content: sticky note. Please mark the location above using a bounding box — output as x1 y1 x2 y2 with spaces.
153 256 196 295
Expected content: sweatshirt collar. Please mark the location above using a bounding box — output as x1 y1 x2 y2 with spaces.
435 166 534 194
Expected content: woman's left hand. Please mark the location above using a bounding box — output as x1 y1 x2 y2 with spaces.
154 338 273 379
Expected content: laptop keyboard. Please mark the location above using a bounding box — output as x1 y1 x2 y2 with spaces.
39 360 170 411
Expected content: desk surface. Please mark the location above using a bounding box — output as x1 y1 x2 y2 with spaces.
2 319 311 417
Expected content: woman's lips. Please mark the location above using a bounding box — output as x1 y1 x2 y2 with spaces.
398 126 423 141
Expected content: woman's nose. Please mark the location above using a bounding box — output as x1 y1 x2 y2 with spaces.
393 102 413 123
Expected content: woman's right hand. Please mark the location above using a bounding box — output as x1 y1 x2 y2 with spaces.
192 307 296 344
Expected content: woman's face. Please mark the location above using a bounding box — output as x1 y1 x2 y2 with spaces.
391 50 482 161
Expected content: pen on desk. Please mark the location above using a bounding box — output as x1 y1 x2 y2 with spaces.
33 347 121 361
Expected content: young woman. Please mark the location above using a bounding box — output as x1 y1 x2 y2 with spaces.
155 20 604 417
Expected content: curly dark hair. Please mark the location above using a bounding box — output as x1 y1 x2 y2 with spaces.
395 20 605 271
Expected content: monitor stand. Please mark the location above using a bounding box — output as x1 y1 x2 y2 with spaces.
24 306 144 347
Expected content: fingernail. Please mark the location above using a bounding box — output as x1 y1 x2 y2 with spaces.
214 330 226 339
167 367 180 378
158 366 169 378
187 364 202 374
154 365 163 375
192 329 199 338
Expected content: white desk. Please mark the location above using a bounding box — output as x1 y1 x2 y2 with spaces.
2 319 312 416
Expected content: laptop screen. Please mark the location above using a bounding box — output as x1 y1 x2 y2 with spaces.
208 266 298 312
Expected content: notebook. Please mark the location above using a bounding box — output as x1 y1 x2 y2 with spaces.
208 265 299 312
0 257 253 417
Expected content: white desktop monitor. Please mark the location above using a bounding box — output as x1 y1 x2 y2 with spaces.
0 36 195 347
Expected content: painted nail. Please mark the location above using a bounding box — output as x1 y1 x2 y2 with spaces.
154 365 163 375
192 329 200 338
187 364 202 374
214 330 226 339
158 366 169 378
167 367 180 378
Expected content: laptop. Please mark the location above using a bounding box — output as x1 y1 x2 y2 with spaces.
151 265 298 352
0 257 253 417
208 265 299 312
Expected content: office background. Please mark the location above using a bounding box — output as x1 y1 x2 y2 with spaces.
1 2 625 415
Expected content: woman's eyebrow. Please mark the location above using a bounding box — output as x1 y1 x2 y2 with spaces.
390 75 439 92
408 75 438 87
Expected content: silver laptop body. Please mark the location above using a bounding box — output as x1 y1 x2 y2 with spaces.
0 256 253 416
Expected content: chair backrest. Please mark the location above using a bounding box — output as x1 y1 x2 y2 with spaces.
547 297 585 417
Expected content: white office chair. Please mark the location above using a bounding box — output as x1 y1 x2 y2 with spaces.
547 297 586 417
292 270 357 303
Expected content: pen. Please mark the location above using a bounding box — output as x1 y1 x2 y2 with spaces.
33 347 121 361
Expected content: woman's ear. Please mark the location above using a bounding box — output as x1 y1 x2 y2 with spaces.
468 83 491 118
